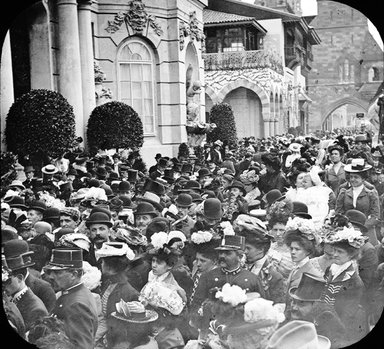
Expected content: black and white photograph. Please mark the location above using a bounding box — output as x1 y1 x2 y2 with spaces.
1 0 383 348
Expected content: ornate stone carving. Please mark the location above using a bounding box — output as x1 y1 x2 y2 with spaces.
94 61 112 106
179 11 205 51
105 0 163 36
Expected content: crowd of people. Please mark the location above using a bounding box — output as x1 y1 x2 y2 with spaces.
1 129 384 349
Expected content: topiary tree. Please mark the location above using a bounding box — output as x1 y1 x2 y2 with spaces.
87 101 144 151
5 89 76 167
206 103 238 149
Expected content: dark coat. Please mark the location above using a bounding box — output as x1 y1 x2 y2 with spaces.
258 170 289 195
324 164 347 197
52 283 98 349
26 271 57 313
13 288 48 332
323 263 368 347
190 267 266 312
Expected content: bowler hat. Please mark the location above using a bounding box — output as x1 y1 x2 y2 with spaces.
292 201 312 219
345 209 368 233
146 179 165 196
181 163 193 174
134 202 158 218
203 198 223 220
198 168 212 178
155 153 162 160
41 164 58 175
215 235 245 251
266 320 330 349
289 272 326 301
264 189 284 206
28 200 47 213
175 193 193 207
158 158 168 168
227 180 246 195
44 247 83 270
162 169 175 184
89 207 112 219
60 182 74 193
109 171 120 181
189 192 203 203
24 166 35 174
3 239 30 259
179 180 201 193
43 207 61 222
88 179 100 188
4 253 35 272
118 196 134 209
119 181 131 192
86 212 113 228
6 196 28 210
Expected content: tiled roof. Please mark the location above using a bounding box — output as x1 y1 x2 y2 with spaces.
203 9 255 24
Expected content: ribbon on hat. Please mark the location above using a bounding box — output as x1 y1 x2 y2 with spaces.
351 159 366 170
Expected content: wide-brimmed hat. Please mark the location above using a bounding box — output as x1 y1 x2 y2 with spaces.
215 235 245 251
292 201 312 219
24 166 35 174
266 320 331 349
95 242 136 261
85 212 113 228
139 192 164 212
344 158 372 173
198 168 212 179
175 193 193 207
115 226 147 248
28 200 47 213
114 300 158 323
8 180 25 191
133 202 158 217
203 198 223 220
6 196 28 210
41 164 59 175
227 180 246 195
44 247 83 270
289 272 326 301
354 134 368 143
249 209 267 219
289 143 302 152
345 209 368 233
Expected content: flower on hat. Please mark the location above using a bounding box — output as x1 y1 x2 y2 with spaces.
81 261 101 291
58 233 91 252
324 226 368 249
38 192 66 210
191 231 213 244
167 231 186 243
239 170 259 185
215 283 247 307
285 216 317 240
220 221 235 236
83 187 108 202
150 231 169 250
243 298 285 324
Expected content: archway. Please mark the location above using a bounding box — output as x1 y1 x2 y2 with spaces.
223 87 263 139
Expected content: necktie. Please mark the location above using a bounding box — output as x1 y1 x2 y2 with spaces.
189 272 201 304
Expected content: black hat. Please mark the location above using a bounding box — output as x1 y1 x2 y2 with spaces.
6 196 28 210
289 272 326 301
181 163 193 174
292 201 312 219
88 179 100 188
261 154 281 171
86 212 113 228
127 169 139 183
109 171 120 180
189 192 203 203
44 248 83 270
24 166 35 173
55 228 76 242
158 158 168 168
155 153 162 160
162 169 175 184
43 207 61 222
203 198 223 220
227 180 246 195
96 166 108 179
119 181 131 192
345 209 368 233
179 180 201 193
134 202 158 218
263 189 284 206
146 179 165 196
198 168 212 178
175 193 193 207
3 240 35 271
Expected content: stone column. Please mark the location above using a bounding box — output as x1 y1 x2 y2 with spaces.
274 119 279 135
0 31 14 151
264 119 270 138
57 0 84 138
78 0 95 148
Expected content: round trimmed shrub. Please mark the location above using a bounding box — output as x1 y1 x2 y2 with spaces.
5 89 76 159
206 103 238 149
87 101 144 151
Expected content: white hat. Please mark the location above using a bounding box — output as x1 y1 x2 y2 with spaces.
95 242 135 261
289 143 302 152
266 320 331 349
42 164 59 175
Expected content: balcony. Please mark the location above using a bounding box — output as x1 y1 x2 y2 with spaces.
203 50 284 74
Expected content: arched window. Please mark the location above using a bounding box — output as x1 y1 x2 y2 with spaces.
117 39 156 135
344 59 349 81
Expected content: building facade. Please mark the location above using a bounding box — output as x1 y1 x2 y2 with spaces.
306 0 383 133
1 0 207 165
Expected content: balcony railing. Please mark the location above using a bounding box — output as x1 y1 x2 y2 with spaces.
203 50 284 74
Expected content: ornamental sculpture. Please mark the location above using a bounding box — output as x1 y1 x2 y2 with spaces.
105 0 163 36
179 11 205 51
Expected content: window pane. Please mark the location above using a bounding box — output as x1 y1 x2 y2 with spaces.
143 65 151 81
131 64 142 81
144 99 153 116
132 82 142 99
132 99 142 115
143 82 152 98
120 65 131 81
120 82 131 99
118 45 132 60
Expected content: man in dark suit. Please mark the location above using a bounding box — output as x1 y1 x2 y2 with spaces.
3 242 48 333
44 248 98 349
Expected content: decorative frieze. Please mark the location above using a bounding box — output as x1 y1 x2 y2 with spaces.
105 0 163 36
179 11 205 51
